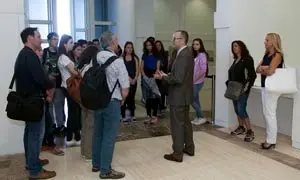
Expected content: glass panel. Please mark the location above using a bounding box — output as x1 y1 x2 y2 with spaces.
75 32 86 41
95 0 116 21
29 24 49 40
74 0 85 28
56 0 72 37
95 25 116 39
28 0 48 20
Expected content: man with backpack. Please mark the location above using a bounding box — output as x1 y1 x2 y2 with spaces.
90 31 129 179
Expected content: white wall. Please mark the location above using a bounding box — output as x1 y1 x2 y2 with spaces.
154 0 216 111
0 1 26 155
116 0 135 48
214 0 300 128
135 0 155 57
154 0 216 52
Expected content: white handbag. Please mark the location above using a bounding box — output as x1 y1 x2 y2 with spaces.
265 66 298 94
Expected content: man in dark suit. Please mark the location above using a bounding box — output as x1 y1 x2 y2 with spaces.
154 30 195 162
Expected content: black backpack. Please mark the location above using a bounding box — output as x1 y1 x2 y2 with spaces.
80 55 119 110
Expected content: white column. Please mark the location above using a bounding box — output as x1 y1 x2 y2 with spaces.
214 0 236 128
115 0 135 47
0 0 25 155
292 68 300 149
135 0 155 56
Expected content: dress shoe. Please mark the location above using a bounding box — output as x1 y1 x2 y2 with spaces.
28 169 56 179
164 153 183 162
183 149 194 156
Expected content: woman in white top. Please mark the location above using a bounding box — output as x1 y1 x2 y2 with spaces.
57 35 81 146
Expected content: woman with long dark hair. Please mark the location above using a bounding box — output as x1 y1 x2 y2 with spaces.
57 34 81 146
70 43 82 67
228 40 256 142
141 40 160 124
121 41 139 122
191 38 208 125
78 45 99 160
155 40 169 112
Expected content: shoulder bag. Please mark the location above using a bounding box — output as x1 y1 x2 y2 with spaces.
6 74 45 122
224 60 246 101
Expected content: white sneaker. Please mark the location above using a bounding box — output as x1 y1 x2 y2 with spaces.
75 140 81 146
191 118 207 125
66 140 76 147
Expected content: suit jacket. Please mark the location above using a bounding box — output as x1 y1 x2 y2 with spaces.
164 46 194 106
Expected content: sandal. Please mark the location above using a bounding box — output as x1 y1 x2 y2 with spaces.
261 142 276 150
150 116 158 124
49 147 65 156
144 116 152 124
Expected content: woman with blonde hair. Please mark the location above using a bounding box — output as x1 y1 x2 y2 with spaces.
256 33 284 149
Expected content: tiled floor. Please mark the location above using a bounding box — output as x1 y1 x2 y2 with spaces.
2 131 300 180
1 100 300 179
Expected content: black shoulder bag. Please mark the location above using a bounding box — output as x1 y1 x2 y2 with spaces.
224 59 246 101
6 74 45 122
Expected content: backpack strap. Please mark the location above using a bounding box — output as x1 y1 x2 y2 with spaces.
101 56 119 69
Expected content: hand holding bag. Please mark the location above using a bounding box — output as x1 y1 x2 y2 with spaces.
224 59 246 101
265 65 298 94
5 74 45 122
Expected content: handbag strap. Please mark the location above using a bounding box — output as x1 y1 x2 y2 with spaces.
9 73 15 90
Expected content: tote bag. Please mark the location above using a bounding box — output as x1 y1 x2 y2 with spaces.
265 67 297 94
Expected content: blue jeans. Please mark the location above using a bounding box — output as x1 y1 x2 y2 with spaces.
24 111 45 176
232 94 249 120
92 100 121 174
49 88 66 127
191 83 204 118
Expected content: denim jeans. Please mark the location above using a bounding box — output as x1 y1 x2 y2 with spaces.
232 94 249 120
24 110 45 176
49 88 66 127
92 99 121 174
191 83 204 118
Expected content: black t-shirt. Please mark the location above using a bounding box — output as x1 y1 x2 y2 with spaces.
260 53 283 87
42 47 61 88
124 57 136 79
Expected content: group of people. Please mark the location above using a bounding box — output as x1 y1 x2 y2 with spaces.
13 25 285 179
227 33 285 150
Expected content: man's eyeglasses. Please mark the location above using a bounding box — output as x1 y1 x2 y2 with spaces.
172 37 183 41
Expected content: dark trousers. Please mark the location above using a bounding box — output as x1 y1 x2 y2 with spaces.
121 84 137 118
156 80 167 110
170 105 194 157
63 88 81 141
42 102 55 147
146 98 159 117
160 93 167 110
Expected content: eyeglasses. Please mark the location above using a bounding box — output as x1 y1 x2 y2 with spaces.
172 37 183 41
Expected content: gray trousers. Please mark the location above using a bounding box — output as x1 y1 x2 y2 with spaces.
81 109 94 159
49 88 65 127
169 105 194 157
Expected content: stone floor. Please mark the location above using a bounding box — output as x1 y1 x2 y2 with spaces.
1 101 300 179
